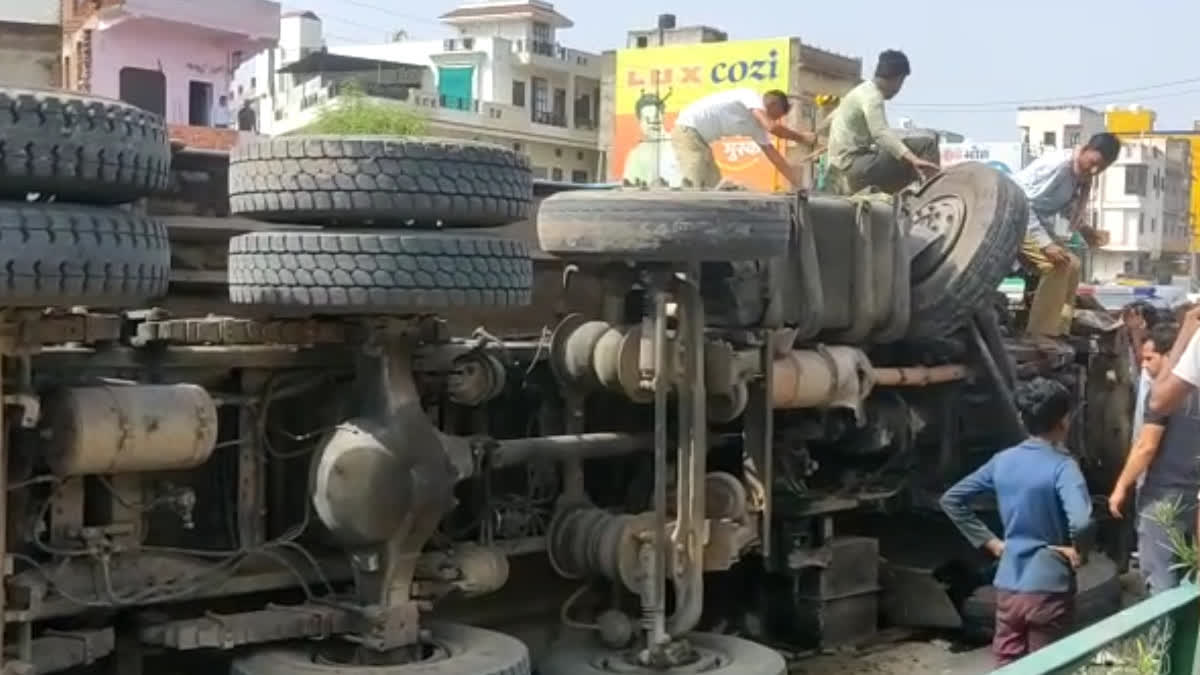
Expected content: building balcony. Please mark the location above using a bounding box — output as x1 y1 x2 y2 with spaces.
86 0 279 44
511 39 601 77
275 83 598 147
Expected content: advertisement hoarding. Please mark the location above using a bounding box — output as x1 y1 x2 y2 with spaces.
611 38 791 190
939 142 1027 175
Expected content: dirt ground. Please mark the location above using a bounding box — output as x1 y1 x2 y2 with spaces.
787 640 994 675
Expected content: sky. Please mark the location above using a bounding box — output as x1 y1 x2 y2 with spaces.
289 0 1200 141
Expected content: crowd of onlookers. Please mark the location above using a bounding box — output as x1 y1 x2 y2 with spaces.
939 299 1200 666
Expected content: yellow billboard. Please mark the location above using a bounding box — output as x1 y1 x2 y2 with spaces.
1105 109 1200 251
611 38 791 190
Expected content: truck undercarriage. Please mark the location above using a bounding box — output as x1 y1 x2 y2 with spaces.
0 88 1133 675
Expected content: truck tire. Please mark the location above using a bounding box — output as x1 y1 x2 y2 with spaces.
907 163 1028 339
0 203 169 308
229 137 533 227
538 633 785 675
0 87 170 204
230 622 530 675
228 231 532 311
960 553 1121 640
536 190 793 261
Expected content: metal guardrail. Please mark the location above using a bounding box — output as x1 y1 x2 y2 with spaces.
997 583 1200 674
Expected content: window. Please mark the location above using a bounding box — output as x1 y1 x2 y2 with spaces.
1091 209 1098 229
554 148 562 158
636 36 648 48
1066 128 1081 147
577 151 584 161
1125 165 1148 196
553 88 567 123
250 76 257 90
532 166 549 179
512 80 526 107
533 21 552 43
1042 131 1057 147
551 167 564 181
463 37 474 49
1139 213 1145 234
1151 217 1156 233
119 67 167 117
531 77 549 117
512 142 523 152
572 169 589 183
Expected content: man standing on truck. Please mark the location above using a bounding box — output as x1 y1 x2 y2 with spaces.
1015 133 1121 338
1108 322 1199 594
824 49 941 194
940 378 1092 666
670 88 810 188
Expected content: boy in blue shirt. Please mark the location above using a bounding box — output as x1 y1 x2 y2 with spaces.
941 377 1093 666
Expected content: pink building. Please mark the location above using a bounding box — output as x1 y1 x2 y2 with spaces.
61 0 279 149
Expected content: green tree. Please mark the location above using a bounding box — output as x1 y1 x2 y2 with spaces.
303 80 429 135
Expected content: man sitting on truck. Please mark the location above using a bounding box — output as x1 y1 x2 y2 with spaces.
670 88 810 188
1015 133 1121 338
1108 321 1199 595
940 378 1092 666
824 49 941 194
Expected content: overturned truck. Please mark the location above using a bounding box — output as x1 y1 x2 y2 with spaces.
0 88 1131 675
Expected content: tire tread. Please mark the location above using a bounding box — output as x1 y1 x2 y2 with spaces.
229 137 533 227
0 87 170 203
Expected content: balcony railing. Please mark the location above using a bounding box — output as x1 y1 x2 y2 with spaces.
531 110 567 128
514 40 592 67
289 82 597 139
439 95 475 112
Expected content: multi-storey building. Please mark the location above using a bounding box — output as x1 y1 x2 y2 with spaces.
236 0 603 182
1102 106 1200 281
1017 105 1106 158
1088 137 1192 280
0 1 61 87
61 0 280 149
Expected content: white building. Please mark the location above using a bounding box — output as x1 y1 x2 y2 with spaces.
1089 137 1192 280
1017 105 1106 158
233 0 602 182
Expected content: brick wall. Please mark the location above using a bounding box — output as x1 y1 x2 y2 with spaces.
169 125 246 151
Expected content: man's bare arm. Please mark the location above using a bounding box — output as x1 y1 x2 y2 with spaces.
750 109 816 145
760 144 800 187
1109 423 1165 516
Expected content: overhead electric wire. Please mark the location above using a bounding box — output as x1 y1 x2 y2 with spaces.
896 76 1200 111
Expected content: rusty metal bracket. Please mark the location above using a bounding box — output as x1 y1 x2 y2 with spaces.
139 604 353 651
133 316 352 346
26 628 114 675
0 312 122 354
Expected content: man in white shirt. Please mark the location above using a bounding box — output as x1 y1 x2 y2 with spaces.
213 95 232 129
670 88 813 189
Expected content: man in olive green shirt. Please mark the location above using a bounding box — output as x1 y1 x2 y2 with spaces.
826 49 940 195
